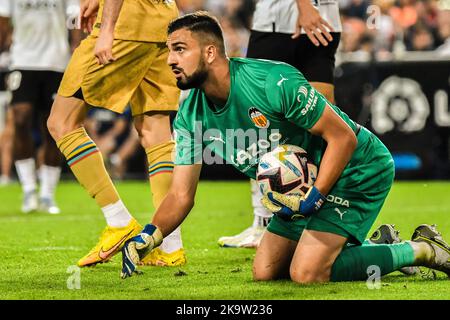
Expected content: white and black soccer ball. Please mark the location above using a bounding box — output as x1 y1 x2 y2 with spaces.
256 145 317 196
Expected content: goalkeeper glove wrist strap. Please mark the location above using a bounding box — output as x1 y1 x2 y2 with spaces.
142 223 163 248
299 186 327 214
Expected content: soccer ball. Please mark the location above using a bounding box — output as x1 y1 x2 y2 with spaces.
256 144 317 196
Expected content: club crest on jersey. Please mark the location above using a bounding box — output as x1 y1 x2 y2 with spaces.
248 107 270 129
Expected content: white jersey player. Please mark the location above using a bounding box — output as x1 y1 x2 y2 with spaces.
0 0 80 214
252 0 342 35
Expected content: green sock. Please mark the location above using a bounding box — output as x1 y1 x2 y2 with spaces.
388 242 415 270
330 242 415 282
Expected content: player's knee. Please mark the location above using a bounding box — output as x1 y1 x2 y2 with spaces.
133 125 146 145
290 266 331 284
133 114 173 149
252 269 274 281
46 114 60 141
252 264 277 281
47 112 76 141
13 110 31 132
47 95 85 141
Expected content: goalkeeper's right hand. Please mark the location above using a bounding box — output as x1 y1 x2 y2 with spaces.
121 224 163 279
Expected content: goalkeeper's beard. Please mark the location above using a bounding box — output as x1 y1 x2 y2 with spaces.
175 59 208 90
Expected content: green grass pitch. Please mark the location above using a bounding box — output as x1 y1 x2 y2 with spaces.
0 180 449 300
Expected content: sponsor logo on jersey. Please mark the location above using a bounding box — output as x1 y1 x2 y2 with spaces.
297 86 319 116
334 208 347 220
297 86 308 102
315 198 325 210
327 194 350 208
248 107 270 129
277 74 289 86
208 134 225 144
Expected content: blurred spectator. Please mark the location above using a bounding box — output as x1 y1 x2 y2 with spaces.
342 0 370 19
359 32 376 53
337 0 448 54
415 0 439 28
371 0 396 52
435 9 450 55
176 0 252 57
390 0 418 29
405 21 436 51
224 0 255 30
340 16 367 52
85 107 141 180
176 0 206 14
221 16 250 57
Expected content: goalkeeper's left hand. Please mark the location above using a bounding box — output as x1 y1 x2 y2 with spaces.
121 224 163 279
261 186 326 221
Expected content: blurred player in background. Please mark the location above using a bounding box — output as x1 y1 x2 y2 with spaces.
0 0 80 213
218 0 342 248
120 12 450 282
0 107 13 186
47 0 185 267
0 45 12 186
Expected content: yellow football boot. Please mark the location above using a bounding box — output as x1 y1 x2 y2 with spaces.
78 218 142 267
140 248 187 267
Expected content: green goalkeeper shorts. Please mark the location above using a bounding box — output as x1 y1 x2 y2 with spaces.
267 131 395 245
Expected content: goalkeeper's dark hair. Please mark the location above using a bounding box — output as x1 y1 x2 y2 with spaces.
168 11 226 56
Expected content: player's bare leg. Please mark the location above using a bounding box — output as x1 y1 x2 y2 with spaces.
134 111 186 267
253 231 297 280
38 109 64 214
0 108 14 186
12 102 38 212
48 95 141 266
289 230 347 283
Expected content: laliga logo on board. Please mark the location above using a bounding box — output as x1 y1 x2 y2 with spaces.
248 107 270 129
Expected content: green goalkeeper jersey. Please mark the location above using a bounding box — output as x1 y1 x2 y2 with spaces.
174 57 393 195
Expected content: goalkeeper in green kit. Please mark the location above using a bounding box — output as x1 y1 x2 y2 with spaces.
120 11 450 283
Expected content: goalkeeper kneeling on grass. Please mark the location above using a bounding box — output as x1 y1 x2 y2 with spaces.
121 11 450 282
